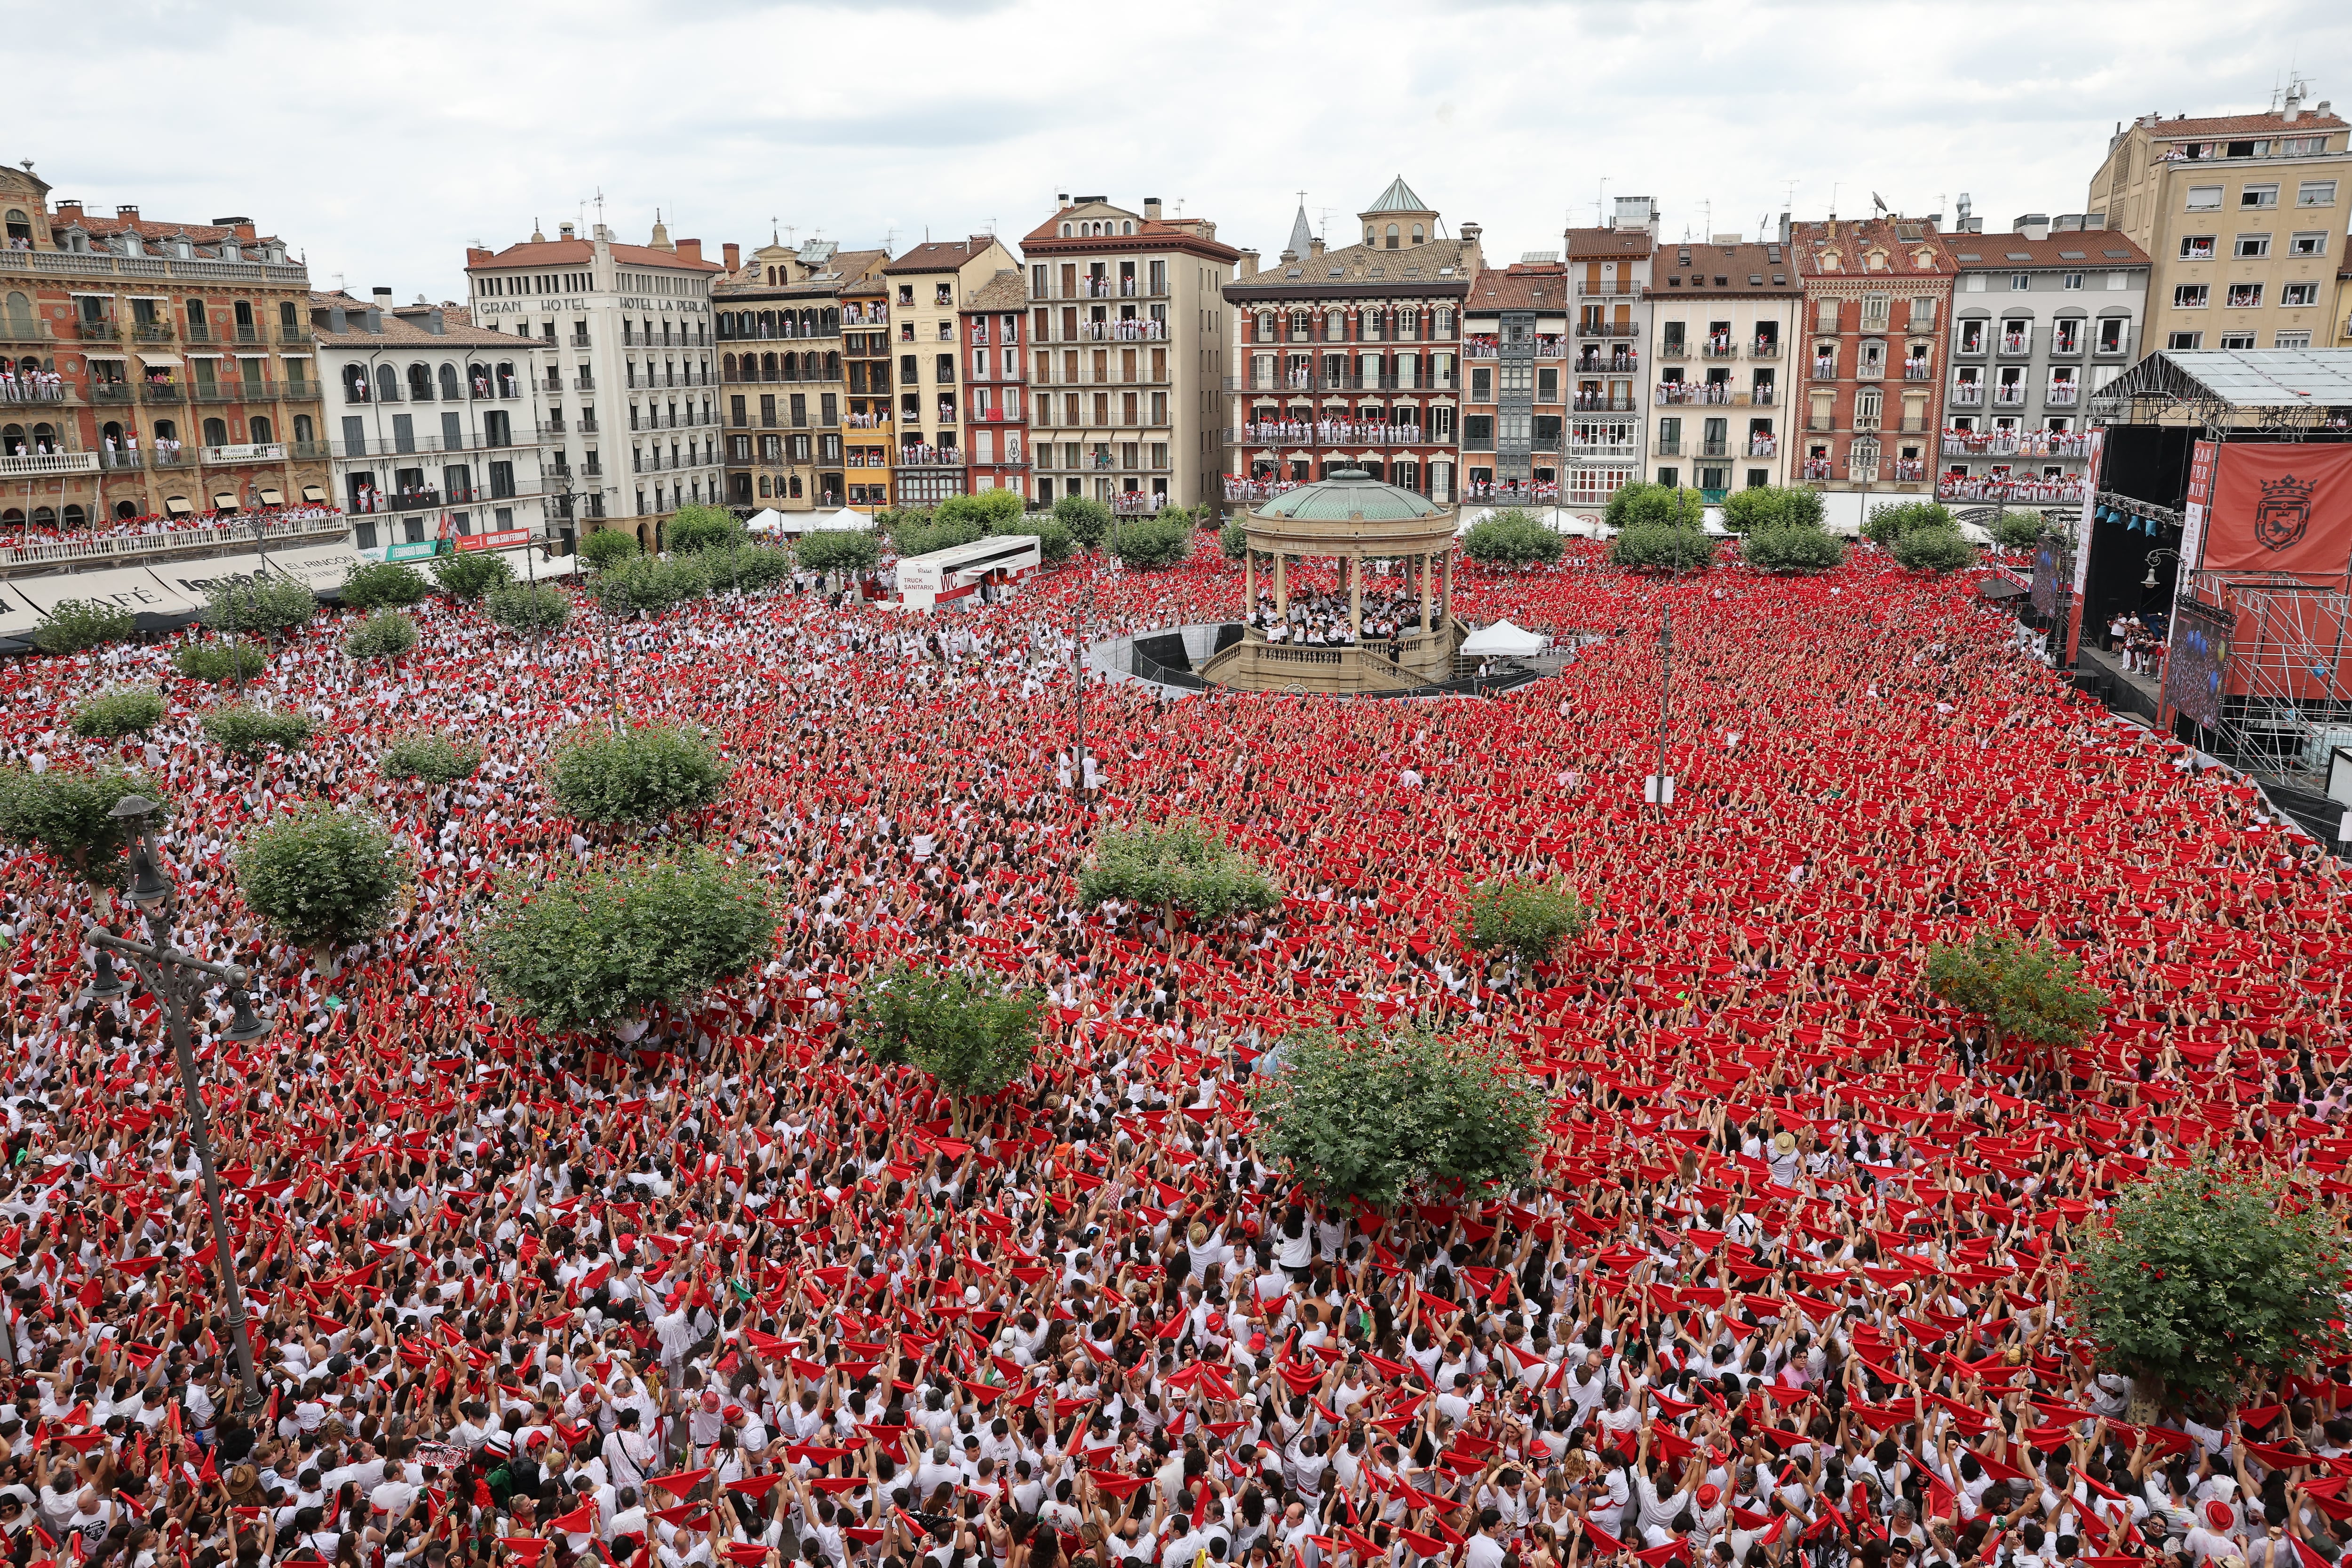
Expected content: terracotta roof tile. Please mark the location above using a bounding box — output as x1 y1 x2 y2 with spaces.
467 237 721 272
1465 264 1571 311
963 270 1029 311
306 290 526 348
1947 233 2150 269
2142 110 2348 140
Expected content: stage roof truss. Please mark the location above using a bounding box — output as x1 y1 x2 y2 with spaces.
2089 348 2352 436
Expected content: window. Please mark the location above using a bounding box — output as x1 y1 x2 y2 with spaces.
2098 318 2127 353
2220 332 2257 350
2173 284 2209 309
2296 180 2337 207
2167 331 2203 350
2275 331 2313 349
2226 284 2263 309
2283 282 2321 307
2289 231 2328 256
2061 272 2084 290
2234 233 2272 258
2179 235 2216 259
2186 185 2223 211
2240 183 2279 208
2009 272 2030 292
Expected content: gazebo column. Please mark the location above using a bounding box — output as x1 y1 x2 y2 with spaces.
1274 551 1288 614
1420 549 1433 632
1245 549 1256 618
1441 547 1454 628
1349 551 1363 643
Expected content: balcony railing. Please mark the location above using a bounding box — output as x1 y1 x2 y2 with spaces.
1570 395 1634 412
1222 373 1458 392
1572 354 1640 374
1799 460 1834 480
1574 321 1641 339
898 445 961 466
1658 343 1688 361
2093 333 2131 359
1892 460 1927 482
0 508 347 570
1700 342 1737 359
1566 441 1640 460
1942 429 2093 458
1955 337 1986 358
1806 415 1833 431
76 319 122 341
2045 383 2080 406
0 318 56 342
1993 386 2026 406
1903 362 1933 381
198 441 286 464
2049 335 2083 358
0 450 100 476
1700 440 1729 457
1652 438 1681 456
131 322 174 342
1748 437 1778 457
1809 360 1839 381
1750 339 1782 359
90 382 136 404
1857 359 1888 382
1654 383 1765 406
1 383 67 403
1936 473 2089 503
1232 422 1426 447
1067 321 1168 342
1575 282 1643 297
1997 335 2030 357
1949 384 1984 406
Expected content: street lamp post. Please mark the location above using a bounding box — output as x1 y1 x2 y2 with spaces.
81 795 271 1410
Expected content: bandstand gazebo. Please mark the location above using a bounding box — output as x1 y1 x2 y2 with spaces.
1200 469 1465 694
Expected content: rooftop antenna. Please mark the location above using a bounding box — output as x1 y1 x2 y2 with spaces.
1781 178 1799 212
1597 175 1610 227
1316 206 1336 240
1756 210 1771 241
1702 199 1712 239
593 187 605 227
1829 182 1841 218
884 226 899 253
1175 197 1185 217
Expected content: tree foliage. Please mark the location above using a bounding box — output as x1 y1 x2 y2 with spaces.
235 804 411 953
1454 876 1591 964
344 610 419 662
485 581 571 633
891 516 984 560
1079 819 1279 926
380 732 485 785
1461 509 1565 568
172 641 267 684
201 705 313 759
546 723 729 826
1925 932 2108 1049
470 850 780 1034
1719 485 1826 535
341 560 431 610
71 691 167 740
32 599 136 655
1891 525 1979 575
1741 527 1847 576
699 541 795 592
1029 517 1074 567
1609 524 1716 573
430 549 515 600
206 575 317 638
851 962 1045 1097
588 553 710 616
1605 481 1705 531
935 489 1027 532
1053 493 1114 549
1862 500 1953 546
1994 510 2047 550
1219 519 1250 562
0 764 159 879
666 505 745 554
1251 1026 1547 1210
2078 1159 2352 1402
577 528 642 570
1106 517 1192 570
795 529 879 576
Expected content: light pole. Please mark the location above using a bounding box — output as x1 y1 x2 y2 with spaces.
1652 607 1674 811
81 795 271 1411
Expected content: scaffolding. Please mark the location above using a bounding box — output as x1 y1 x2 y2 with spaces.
2181 568 2352 784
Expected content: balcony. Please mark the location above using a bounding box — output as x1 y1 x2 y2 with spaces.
1993 386 2026 406
1857 359 1887 382
1996 334 2031 357
1653 383 1755 406
1572 353 1640 374
0 318 55 342
1566 442 1640 461
1799 460 1834 480
1575 281 1644 298
280 325 313 345
191 380 284 404
898 444 961 466
90 382 137 404
1903 362 1933 381
76 319 122 341
1748 384 1778 406
1570 395 1634 412
1574 321 1641 339
1231 422 1427 447
1936 473 2089 504
1892 460 1927 482
1955 336 1987 359
1748 437 1778 457
1750 339 1781 359
1806 415 1833 432
2045 383 2080 406
131 322 175 343
1700 440 1729 458
2094 334 2131 359
1069 321 1168 342
1808 360 1839 382
1652 438 1681 456
1942 429 2093 459
2 382 67 403
1949 383 1984 407
1700 342 1738 359
1221 373 1457 392
0 450 100 476
1658 343 1688 361
2049 335 2084 359
1899 418 1927 433
199 441 286 465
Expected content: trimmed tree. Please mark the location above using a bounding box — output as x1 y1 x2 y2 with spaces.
1862 499 1953 545
71 691 167 741
1741 527 1847 575
207 575 317 639
1054 493 1113 549
577 527 642 570
0 764 159 883
1252 1026 1547 1210
201 705 313 759
700 541 795 592
1994 509 2047 550
32 599 136 655
1720 485 1826 535
469 850 780 1035
1219 519 1250 562
235 804 412 960
172 641 267 683
936 489 1026 532
380 732 485 785
1925 932 2108 1051
666 504 745 554
1609 524 1716 573
340 559 432 610
430 549 515 601
1462 509 1565 568
1030 517 1074 567
1106 516 1192 570
588 553 709 616
1079 819 1279 942
1605 481 1705 531
2078 1159 2352 1404
1891 525 1978 575
546 723 728 826
344 610 419 662
485 581 570 633
795 529 879 577
892 516 983 559
852 962 1046 1104
1454 876 1591 965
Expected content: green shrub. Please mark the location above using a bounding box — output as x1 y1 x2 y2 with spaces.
1609 523 1716 573
32 599 136 655
1251 1026 1547 1210
1053 493 1113 549
1719 485 1826 535
1219 519 1250 562
470 850 780 1035
795 529 879 577
935 489 1026 532
1030 517 1074 567
1993 510 2046 550
201 705 312 759
430 549 515 601
577 528 642 570
1890 525 1978 574
206 575 316 638
1741 527 1847 575
2078 1158 2352 1404
588 553 709 617
852 962 1045 1097
546 723 729 826
1925 932 2107 1050
172 641 267 683
1461 509 1564 568
71 691 167 740
699 542 795 593
1862 499 1953 546
1106 517 1192 570
340 560 431 610
875 505 936 544
235 804 411 953
893 517 984 560
344 610 418 662
0 764 160 880
485 581 571 633
380 732 484 785
665 504 745 554
1605 481 1704 531
1454 876 1591 964
1079 819 1278 933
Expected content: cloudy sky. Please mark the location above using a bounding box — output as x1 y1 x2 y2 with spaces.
17 0 2350 296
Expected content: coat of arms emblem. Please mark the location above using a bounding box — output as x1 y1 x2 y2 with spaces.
2253 473 2315 552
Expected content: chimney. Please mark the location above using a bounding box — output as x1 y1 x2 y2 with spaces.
373 286 394 304
1238 249 1260 277
2284 87 2303 122
723 241 740 271
1143 198 1162 221
1460 222 1483 268
1777 211 1792 244
559 221 576 239
677 239 703 264
1058 193 1072 210
2012 213 2050 241
115 204 139 220
593 223 611 243
1309 236 1325 259
54 200 81 222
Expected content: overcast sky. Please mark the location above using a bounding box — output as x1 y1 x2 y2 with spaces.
18 0 2350 299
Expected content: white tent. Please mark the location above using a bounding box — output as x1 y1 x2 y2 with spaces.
1459 619 1547 657
805 506 874 533
1957 521 1996 546
744 508 788 534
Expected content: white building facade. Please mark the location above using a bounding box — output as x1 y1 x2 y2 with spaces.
463 218 723 549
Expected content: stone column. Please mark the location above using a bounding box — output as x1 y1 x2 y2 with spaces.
1244 547 1255 620
1441 546 1454 628
1274 551 1287 613
1349 552 1363 643
1420 549 1433 632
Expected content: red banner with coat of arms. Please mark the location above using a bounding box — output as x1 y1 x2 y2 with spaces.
2201 443 2352 576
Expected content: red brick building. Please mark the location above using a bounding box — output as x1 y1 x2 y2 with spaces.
1788 215 1956 502
959 269 1030 499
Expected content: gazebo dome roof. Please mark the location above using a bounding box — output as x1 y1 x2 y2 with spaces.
1255 469 1443 522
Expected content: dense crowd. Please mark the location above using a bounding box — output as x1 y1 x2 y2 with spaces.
0 505 346 554
0 539 2346 1568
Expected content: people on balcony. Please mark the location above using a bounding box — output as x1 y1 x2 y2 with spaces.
0 364 65 401
0 500 342 553
1241 418 1424 446
1462 479 1561 503
1224 475 1301 502
1248 586 1428 647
